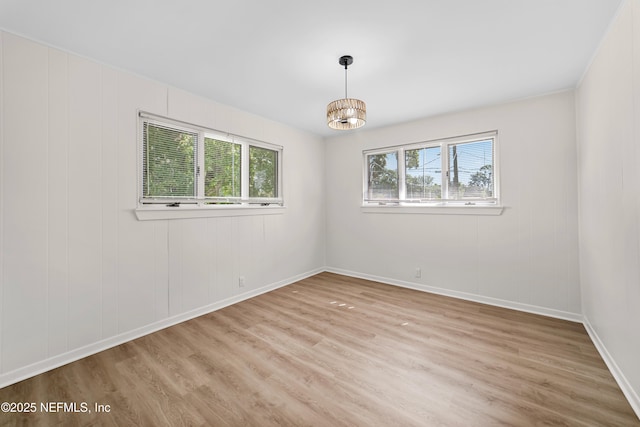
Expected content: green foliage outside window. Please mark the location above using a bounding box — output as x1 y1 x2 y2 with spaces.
448 140 493 199
143 123 195 198
365 136 494 203
141 117 282 204
405 147 442 199
204 138 241 198
367 153 398 199
249 146 278 198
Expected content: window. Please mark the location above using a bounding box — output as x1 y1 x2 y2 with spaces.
142 121 197 199
249 146 279 198
364 131 498 206
367 151 399 200
204 137 241 198
140 112 282 206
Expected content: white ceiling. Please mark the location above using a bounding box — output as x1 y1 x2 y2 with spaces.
0 0 624 137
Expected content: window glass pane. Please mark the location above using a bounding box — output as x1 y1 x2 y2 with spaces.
367 152 399 200
405 146 442 199
204 137 241 198
249 146 278 198
447 139 493 199
143 122 196 198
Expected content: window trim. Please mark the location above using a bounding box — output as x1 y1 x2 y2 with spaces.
137 111 283 215
361 204 503 215
362 131 501 212
134 203 286 221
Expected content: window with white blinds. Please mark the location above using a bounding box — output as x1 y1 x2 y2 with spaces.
363 131 498 206
139 112 283 206
143 122 197 199
204 136 241 199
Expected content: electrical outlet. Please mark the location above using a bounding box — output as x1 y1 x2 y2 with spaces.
415 268 421 278
239 276 245 287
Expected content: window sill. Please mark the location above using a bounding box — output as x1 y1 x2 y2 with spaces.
361 204 504 216
135 204 286 221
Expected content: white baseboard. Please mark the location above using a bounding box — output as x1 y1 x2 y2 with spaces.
0 267 324 389
325 267 583 322
583 316 640 419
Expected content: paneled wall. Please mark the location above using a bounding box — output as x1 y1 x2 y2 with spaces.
4 10 640 412
0 31 326 386
576 0 640 412
324 90 581 319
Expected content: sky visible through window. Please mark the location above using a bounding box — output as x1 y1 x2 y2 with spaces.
378 139 493 185
403 139 493 186
366 137 494 201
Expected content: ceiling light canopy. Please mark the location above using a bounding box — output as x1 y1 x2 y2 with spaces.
327 55 366 130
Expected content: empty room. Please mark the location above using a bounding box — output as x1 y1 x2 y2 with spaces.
0 0 639 425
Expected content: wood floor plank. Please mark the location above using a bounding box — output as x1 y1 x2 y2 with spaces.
0 272 637 426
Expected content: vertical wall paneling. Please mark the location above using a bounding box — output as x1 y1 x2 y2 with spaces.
529 182 562 309
231 216 239 297
215 217 235 303
168 220 186 316
563 100 581 315
154 220 169 321
1 34 49 372
514 123 535 306
577 0 640 413
47 48 69 357
101 65 119 339
244 216 258 289
256 216 267 285
116 212 160 333
261 214 280 285
175 219 212 312
235 217 247 292
67 55 102 349
115 73 167 333
167 220 181 316
255 215 269 285
206 219 216 303
0 30 325 386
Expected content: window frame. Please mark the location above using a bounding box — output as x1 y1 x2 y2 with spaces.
137 111 283 218
362 131 501 211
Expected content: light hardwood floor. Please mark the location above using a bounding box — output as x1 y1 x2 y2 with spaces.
0 272 638 426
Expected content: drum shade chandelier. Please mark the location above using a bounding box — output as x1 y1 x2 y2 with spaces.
327 55 366 130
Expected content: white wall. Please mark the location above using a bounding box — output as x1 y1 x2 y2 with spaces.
0 31 326 386
325 90 581 319
576 0 640 412
3 5 639 413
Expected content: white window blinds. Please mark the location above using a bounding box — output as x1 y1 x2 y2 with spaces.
139 112 283 206
142 121 197 199
364 131 497 205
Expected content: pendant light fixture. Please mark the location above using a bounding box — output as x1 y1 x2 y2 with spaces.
327 55 366 130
